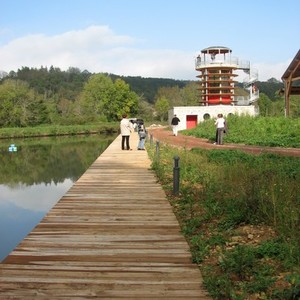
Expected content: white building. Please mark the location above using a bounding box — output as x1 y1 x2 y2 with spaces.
169 105 258 131
169 46 259 131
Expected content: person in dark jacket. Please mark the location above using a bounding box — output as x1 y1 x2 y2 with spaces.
171 114 180 136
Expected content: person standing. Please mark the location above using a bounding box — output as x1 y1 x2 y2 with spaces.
171 114 180 136
214 113 226 145
137 121 147 150
120 114 133 150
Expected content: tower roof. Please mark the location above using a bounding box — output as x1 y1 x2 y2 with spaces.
201 46 232 54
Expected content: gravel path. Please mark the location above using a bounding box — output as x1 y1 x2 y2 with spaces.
148 126 300 157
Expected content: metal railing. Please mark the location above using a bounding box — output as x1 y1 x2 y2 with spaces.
234 90 259 105
195 56 250 71
243 69 259 86
150 135 180 195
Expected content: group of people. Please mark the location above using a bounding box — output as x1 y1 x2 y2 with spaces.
120 112 227 151
120 114 147 151
171 113 226 145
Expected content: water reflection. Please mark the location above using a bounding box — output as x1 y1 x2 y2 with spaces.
0 134 115 262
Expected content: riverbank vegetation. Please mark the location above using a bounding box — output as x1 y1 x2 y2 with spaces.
0 123 119 139
148 143 300 299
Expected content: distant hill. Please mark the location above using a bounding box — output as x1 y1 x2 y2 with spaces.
109 74 283 103
115 75 283 103
237 78 284 101
108 74 190 104
1 67 283 103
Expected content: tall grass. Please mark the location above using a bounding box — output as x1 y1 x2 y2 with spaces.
148 144 300 299
183 116 300 148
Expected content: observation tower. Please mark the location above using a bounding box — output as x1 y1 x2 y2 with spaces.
168 46 260 131
195 46 259 106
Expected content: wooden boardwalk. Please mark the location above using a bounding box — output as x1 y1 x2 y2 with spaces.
0 133 211 299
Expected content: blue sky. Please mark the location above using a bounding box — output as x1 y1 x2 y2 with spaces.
1 0 299 81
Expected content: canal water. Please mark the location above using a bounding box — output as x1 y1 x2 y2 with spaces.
0 134 115 262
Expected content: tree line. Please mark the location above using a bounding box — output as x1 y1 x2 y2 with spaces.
0 66 298 127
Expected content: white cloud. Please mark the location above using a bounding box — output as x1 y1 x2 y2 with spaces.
0 25 135 73
0 25 290 81
253 61 290 82
0 179 73 212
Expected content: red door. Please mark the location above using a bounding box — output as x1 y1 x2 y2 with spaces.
186 115 198 129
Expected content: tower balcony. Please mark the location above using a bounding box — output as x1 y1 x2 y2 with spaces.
195 56 250 71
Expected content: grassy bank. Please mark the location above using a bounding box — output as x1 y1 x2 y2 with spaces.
183 116 300 148
148 144 300 299
0 123 119 139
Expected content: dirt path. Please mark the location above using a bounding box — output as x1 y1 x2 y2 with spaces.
148 127 300 157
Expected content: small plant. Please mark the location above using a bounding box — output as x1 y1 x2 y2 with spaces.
203 266 235 299
219 245 257 280
190 235 210 263
272 273 300 299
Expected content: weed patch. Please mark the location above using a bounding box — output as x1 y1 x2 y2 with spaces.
148 143 300 299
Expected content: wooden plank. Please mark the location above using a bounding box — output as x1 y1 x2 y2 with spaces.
0 133 211 299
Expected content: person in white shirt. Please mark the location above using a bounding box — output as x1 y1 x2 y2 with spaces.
120 114 133 150
214 113 226 145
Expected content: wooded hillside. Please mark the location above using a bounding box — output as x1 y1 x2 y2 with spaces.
0 66 298 127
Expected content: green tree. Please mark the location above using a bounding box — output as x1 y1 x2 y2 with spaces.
155 97 170 121
79 74 114 121
258 93 273 116
181 82 199 106
78 74 138 122
271 99 285 116
137 97 155 121
0 79 48 127
107 78 138 121
289 95 300 117
156 86 182 107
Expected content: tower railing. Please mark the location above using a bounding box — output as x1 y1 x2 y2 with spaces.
195 56 250 71
243 69 259 86
234 90 259 105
